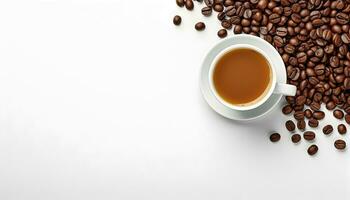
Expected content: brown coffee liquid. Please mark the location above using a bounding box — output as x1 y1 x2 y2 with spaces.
213 48 272 106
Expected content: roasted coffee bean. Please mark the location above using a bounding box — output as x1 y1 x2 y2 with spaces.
313 111 325 120
217 12 226 21
323 125 333 135
285 120 296 132
345 114 350 124
334 139 346 150
176 0 185 7
233 25 242 34
221 20 232 29
341 33 350 44
336 13 349 24
204 0 213 7
173 15 182 25
308 145 318 156
294 111 305 120
295 96 306 105
304 131 316 141
310 101 321 111
270 132 281 142
338 124 347 134
297 120 306 130
217 29 227 38
282 105 293 115
185 0 194 10
305 109 313 119
291 134 301 143
269 13 281 24
243 9 252 19
202 7 212 16
326 101 336 110
333 109 344 119
195 22 206 31
308 118 319 127
214 4 224 12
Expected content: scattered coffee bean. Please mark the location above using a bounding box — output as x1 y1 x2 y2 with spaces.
308 118 319 128
294 111 304 120
173 15 182 25
338 124 347 134
303 131 316 141
285 120 296 132
323 125 333 135
345 114 350 124
297 120 306 130
282 105 293 115
195 22 206 31
333 109 344 119
304 109 313 119
307 145 318 156
334 139 346 150
185 0 194 10
217 29 227 38
201 7 212 16
291 134 301 143
313 111 325 120
270 132 281 142
176 0 185 7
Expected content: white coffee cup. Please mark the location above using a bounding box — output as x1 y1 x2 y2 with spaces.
208 44 296 111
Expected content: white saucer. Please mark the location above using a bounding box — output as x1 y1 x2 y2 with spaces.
200 35 287 121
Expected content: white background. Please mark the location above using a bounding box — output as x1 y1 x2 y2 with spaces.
0 1 349 199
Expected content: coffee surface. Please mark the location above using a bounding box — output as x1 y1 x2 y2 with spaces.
213 48 271 106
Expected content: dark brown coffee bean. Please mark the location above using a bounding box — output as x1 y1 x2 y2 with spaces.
233 25 242 34
243 9 252 19
294 111 304 120
173 15 182 25
313 111 325 120
333 109 344 119
307 145 318 156
297 120 306 130
176 0 185 7
310 101 320 111
291 134 301 143
269 13 281 24
323 125 333 135
217 29 227 38
285 120 296 132
326 101 336 110
345 114 350 124
275 27 287 37
270 132 281 142
213 4 224 12
334 139 346 150
257 0 268 10
305 109 313 119
221 20 232 29
195 22 206 31
338 124 347 134
241 19 250 26
205 0 213 7
223 6 234 16
282 105 293 115
308 118 319 128
341 33 350 44
295 96 306 105
336 13 349 24
217 12 226 21
185 0 194 10
284 44 295 54
201 7 212 16
304 131 316 141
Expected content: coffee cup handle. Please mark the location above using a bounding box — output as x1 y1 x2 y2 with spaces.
273 83 297 96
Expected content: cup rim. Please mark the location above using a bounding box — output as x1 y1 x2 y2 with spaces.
208 43 277 111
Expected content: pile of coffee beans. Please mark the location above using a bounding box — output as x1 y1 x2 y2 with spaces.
174 0 349 155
